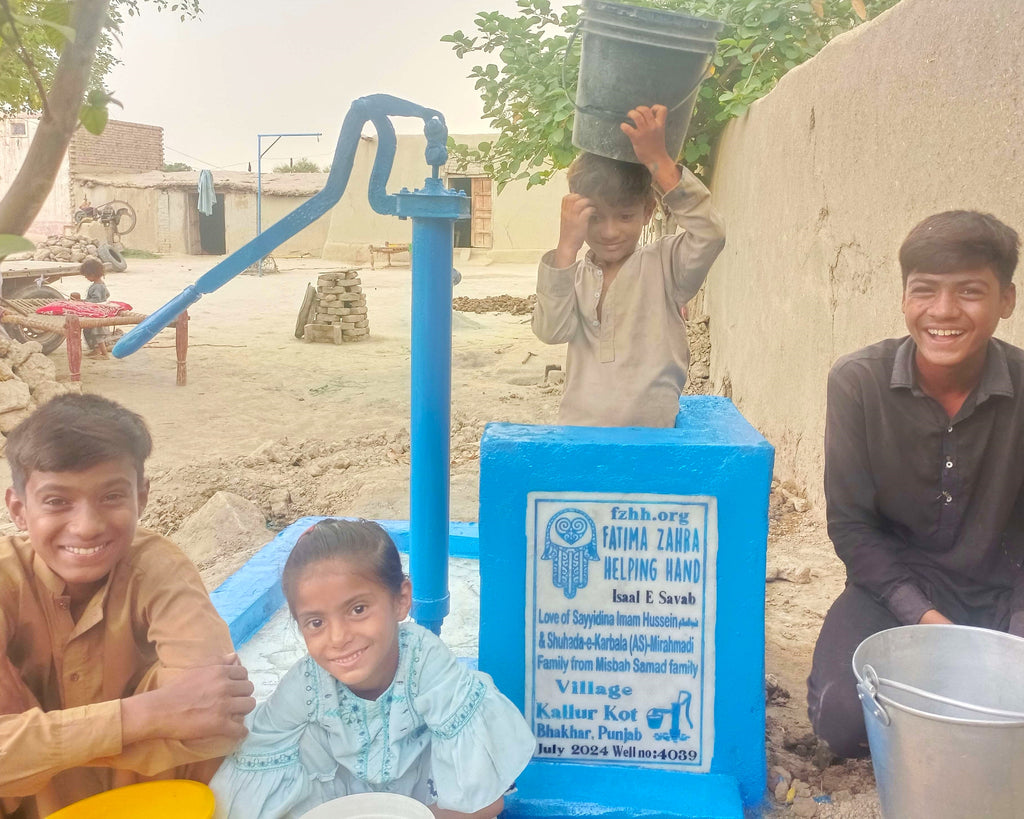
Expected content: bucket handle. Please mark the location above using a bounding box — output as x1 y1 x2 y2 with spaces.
559 17 714 126
858 663 1024 723
856 665 892 726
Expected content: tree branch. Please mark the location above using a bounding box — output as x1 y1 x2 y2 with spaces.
0 0 52 117
0 0 112 236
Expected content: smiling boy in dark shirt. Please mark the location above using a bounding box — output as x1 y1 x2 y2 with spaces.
808 210 1024 758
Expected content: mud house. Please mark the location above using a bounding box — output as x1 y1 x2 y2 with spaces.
76 170 331 257
5 114 567 261
74 134 567 263
0 116 163 238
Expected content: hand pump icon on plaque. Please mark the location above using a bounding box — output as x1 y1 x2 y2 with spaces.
646 690 694 742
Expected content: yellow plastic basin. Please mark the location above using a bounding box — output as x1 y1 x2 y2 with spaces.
47 780 215 819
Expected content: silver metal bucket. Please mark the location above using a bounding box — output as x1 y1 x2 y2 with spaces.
853 625 1024 819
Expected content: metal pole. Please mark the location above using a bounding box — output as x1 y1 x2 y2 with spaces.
255 132 321 274
409 207 454 635
256 135 263 240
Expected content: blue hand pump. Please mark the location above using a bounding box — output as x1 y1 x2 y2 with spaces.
113 95 470 634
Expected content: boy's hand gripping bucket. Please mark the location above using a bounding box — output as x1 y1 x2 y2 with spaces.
853 625 1024 819
567 0 723 163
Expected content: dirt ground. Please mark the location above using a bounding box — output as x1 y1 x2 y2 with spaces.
0 255 879 816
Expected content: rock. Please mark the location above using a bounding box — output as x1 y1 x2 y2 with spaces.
792 497 811 513
774 780 790 802
766 673 791 705
690 362 711 379
243 440 285 466
32 380 74 405
0 380 31 414
813 741 838 770
793 779 812 798
791 796 818 817
14 353 57 390
0 361 14 381
172 491 269 567
328 454 352 470
6 341 42 366
0 408 31 434
32 248 51 261
547 369 565 385
770 766 793 788
305 458 329 478
267 488 292 520
71 251 85 263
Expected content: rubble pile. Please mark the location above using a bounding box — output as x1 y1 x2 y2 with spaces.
30 234 102 266
0 335 80 451
452 294 536 316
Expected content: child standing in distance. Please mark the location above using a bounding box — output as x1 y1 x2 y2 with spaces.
0 394 256 818
211 519 535 819
533 104 726 427
76 257 113 357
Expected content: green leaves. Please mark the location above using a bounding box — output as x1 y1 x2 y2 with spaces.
1 0 202 118
445 0 899 186
78 87 121 135
0 233 34 260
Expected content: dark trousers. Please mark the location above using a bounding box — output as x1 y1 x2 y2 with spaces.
806 582 1009 758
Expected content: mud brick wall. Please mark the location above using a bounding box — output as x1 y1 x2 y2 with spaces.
69 120 164 173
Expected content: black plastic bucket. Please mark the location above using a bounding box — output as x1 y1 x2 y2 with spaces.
570 0 723 163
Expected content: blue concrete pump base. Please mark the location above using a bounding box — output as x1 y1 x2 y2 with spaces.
505 760 743 818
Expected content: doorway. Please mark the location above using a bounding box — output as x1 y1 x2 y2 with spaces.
199 194 226 255
449 178 472 248
447 176 493 249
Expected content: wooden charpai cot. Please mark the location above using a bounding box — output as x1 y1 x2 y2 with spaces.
0 298 190 385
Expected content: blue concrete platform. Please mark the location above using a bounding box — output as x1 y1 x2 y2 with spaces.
507 760 744 818
211 516 479 647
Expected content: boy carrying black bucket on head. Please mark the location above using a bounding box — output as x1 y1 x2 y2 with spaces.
532 104 725 427
0 394 256 818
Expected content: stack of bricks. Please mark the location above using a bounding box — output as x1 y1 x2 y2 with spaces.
304 269 369 344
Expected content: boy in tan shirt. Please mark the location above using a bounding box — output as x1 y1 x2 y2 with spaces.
532 104 725 427
0 394 256 818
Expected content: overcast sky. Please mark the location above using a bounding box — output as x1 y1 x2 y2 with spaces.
106 0 565 172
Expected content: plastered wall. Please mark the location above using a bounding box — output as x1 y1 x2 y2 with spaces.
322 134 565 263
706 0 1024 506
77 181 328 257
0 118 72 237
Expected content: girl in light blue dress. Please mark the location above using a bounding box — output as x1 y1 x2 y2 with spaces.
211 519 535 818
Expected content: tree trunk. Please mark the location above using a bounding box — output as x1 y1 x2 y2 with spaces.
0 0 112 236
